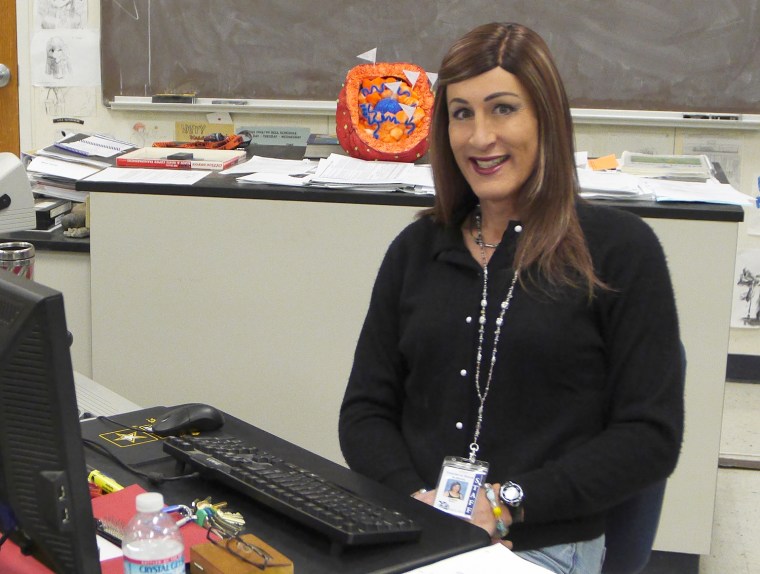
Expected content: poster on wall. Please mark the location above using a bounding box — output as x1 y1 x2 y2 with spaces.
731 249 760 329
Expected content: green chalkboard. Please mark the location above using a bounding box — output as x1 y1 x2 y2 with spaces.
100 0 760 113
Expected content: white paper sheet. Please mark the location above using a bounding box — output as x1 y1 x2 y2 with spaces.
27 155 102 181
237 173 314 186
642 179 754 205
312 153 418 185
83 167 212 185
222 155 317 175
577 169 653 200
403 543 552 573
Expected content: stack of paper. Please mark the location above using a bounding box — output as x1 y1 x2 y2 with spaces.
23 133 134 203
309 154 421 192
236 153 435 194
619 151 713 181
575 151 752 206
640 178 753 206
225 156 318 176
577 169 654 201
25 155 103 202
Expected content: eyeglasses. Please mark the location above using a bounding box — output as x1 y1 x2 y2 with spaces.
206 526 272 570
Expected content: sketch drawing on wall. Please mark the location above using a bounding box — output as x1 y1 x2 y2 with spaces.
36 0 87 29
737 267 760 327
731 249 760 329
45 36 71 80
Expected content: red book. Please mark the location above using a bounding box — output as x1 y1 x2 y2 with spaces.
116 147 246 170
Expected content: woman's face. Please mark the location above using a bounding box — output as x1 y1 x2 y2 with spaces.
48 42 65 62
447 67 539 213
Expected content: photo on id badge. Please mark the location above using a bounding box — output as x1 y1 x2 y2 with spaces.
433 456 488 519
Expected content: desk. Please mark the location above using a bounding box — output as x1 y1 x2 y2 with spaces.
84 410 489 573
78 147 742 555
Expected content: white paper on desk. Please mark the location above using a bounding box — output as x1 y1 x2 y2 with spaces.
312 153 417 184
83 167 211 185
27 155 102 180
396 164 435 195
403 543 552 573
237 172 314 186
222 155 318 175
403 164 434 187
575 151 589 168
643 179 754 206
97 535 123 562
35 148 112 169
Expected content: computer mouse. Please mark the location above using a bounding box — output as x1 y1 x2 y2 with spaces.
150 403 225 436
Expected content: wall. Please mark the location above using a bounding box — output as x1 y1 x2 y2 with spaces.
33 251 92 377
17 0 760 360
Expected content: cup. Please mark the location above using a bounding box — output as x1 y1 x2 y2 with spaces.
0 241 35 280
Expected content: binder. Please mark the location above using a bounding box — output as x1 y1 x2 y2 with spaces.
53 134 135 158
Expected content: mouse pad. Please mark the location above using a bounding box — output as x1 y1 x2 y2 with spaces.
81 406 173 467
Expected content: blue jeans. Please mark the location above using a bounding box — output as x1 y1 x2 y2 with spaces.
515 535 606 574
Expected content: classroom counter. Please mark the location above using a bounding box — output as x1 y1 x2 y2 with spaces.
0 227 90 252
76 145 743 223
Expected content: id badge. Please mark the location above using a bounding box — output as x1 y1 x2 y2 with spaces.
433 456 489 519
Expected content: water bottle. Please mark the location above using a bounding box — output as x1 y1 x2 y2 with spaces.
122 492 185 574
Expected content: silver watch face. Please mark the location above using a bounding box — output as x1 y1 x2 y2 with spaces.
500 482 524 506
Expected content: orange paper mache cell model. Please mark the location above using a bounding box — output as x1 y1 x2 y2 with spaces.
336 62 434 162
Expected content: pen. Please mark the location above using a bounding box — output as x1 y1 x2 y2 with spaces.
87 466 125 494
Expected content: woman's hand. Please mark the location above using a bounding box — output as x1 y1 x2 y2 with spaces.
411 488 437 505
411 485 514 548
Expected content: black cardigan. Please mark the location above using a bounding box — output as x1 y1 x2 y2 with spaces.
339 201 684 550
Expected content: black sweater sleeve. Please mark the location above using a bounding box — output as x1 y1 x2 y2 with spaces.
339 227 427 495
510 206 685 525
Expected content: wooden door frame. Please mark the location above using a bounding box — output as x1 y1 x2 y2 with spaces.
0 0 20 156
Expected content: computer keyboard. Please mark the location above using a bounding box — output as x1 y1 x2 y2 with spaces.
163 435 422 547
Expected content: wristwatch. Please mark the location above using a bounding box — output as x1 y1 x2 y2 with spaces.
499 481 525 523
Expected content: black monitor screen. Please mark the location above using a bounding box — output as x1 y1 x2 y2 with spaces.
0 269 100 572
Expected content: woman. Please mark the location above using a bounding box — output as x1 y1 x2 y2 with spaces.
339 22 684 574
446 481 463 499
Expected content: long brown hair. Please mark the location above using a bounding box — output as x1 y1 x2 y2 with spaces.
427 22 602 296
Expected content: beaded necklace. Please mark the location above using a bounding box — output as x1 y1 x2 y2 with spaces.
468 210 520 463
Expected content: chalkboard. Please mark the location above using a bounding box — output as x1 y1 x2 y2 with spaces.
101 0 760 114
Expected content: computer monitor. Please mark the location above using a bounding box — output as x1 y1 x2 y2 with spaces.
0 269 100 572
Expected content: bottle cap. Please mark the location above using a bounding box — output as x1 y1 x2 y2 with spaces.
136 492 164 513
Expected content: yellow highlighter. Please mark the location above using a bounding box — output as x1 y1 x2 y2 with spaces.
88 467 125 494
